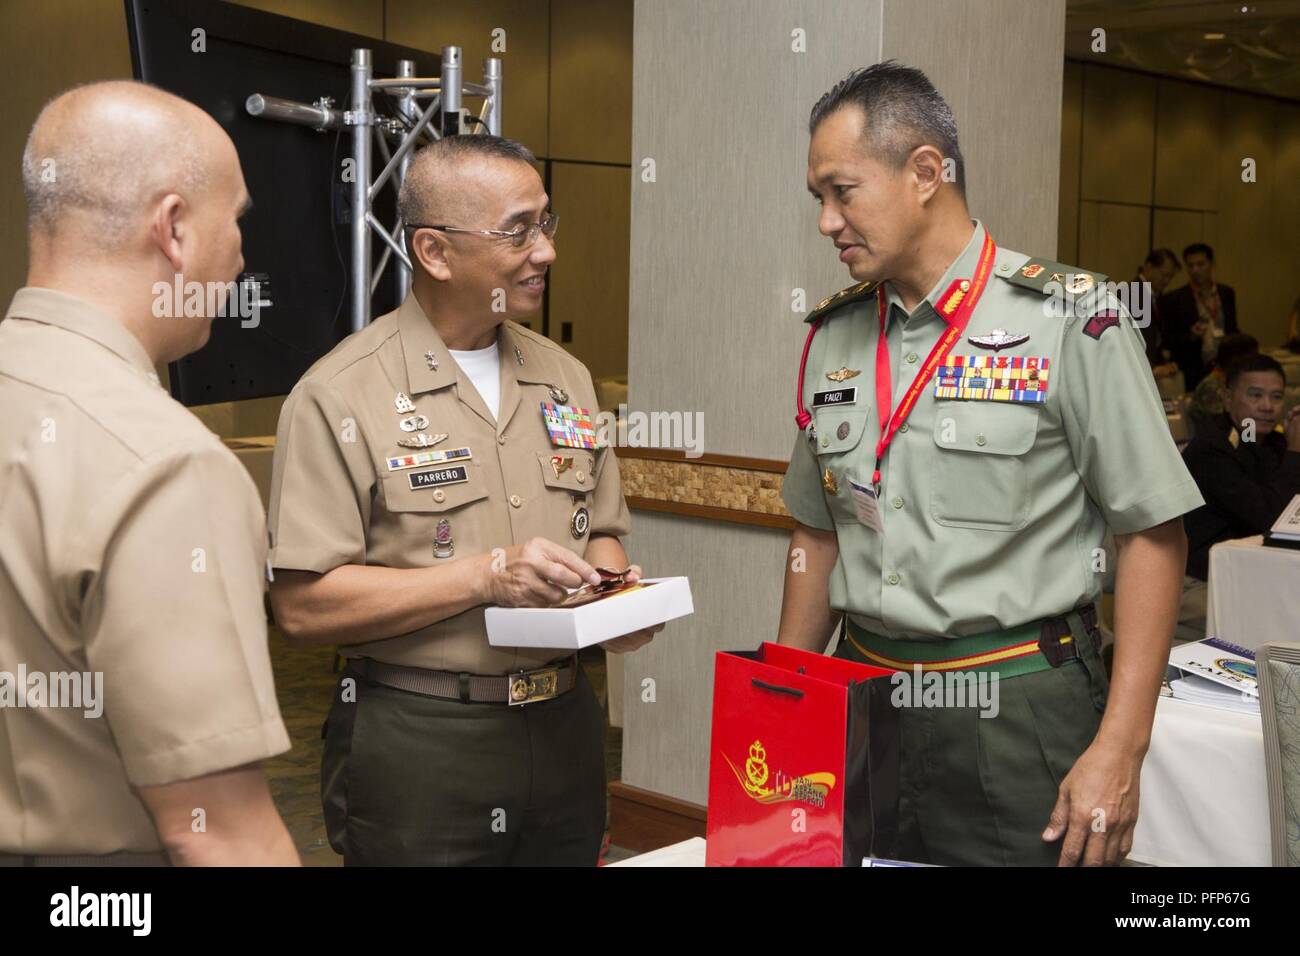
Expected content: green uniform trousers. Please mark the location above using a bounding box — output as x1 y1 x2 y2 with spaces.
835 614 1109 866
321 660 607 866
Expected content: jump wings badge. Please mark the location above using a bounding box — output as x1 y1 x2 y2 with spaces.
968 328 1029 351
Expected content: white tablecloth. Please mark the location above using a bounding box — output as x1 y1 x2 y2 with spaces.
1206 535 1300 651
608 837 705 867
1129 695 1270 866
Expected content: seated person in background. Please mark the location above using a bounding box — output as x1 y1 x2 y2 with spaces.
1186 332 1258 428
1160 243 1237 390
1134 247 1182 377
1285 293 1300 352
1182 353 1300 581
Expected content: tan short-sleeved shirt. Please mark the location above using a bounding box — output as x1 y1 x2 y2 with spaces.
267 294 632 674
781 222 1204 640
0 288 290 855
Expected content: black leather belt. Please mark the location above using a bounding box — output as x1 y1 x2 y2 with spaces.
355 656 579 706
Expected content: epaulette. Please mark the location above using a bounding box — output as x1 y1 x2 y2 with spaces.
804 279 878 324
997 257 1107 297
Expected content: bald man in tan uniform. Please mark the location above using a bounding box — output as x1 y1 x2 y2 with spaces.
268 134 657 866
0 82 296 866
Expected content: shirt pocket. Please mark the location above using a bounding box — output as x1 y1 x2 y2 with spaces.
380 462 490 514
536 450 597 499
812 407 872 523
930 402 1040 531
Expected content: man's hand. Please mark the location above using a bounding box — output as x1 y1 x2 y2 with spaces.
603 564 663 653
1191 320 1207 337
485 537 600 607
1284 405 1300 451
1042 738 1142 866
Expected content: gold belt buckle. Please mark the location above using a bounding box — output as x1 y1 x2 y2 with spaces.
508 667 560 706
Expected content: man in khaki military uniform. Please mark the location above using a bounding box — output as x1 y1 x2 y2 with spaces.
778 63 1202 866
0 82 296 866
268 134 657 866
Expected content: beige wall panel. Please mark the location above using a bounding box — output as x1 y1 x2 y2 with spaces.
0 0 134 298
550 0 633 164
884 0 1066 256
1215 93 1285 345
1153 78 1222 212
628 0 885 462
387 0 549 157
1080 65 1155 206
1076 201 1147 280
227 0 383 37
1059 61 1084 264
620 513 789 806
548 162 630 381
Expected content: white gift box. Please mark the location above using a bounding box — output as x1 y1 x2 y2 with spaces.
485 576 693 649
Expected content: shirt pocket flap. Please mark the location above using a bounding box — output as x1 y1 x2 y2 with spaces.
814 407 872 455
537 450 598 493
932 402 1039 456
381 465 490 513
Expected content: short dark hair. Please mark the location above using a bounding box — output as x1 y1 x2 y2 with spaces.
397 134 536 226
1213 333 1258 371
1183 242 1214 262
1143 248 1179 270
809 61 965 196
1225 352 1284 390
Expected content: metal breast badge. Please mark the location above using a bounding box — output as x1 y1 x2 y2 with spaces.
433 518 454 558
399 414 430 432
968 329 1029 351
397 432 448 449
394 392 416 413
826 367 861 383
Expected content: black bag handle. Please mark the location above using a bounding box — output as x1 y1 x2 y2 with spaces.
751 677 804 699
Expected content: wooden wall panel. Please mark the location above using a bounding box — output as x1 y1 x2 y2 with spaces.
550 0 633 164
548 161 631 382
228 0 383 37
1080 65 1155 206
1153 78 1223 212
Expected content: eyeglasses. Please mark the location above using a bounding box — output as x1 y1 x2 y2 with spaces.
406 212 559 249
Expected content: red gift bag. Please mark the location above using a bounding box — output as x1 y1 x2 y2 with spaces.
705 642 899 867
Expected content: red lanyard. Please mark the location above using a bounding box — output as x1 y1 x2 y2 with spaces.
871 231 997 488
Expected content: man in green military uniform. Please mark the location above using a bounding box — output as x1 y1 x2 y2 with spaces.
777 63 1202 866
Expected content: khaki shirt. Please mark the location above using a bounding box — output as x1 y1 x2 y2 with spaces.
0 288 290 855
782 222 1205 640
267 294 631 674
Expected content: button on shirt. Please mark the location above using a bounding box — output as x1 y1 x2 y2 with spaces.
0 288 290 855
781 222 1205 640
267 295 631 674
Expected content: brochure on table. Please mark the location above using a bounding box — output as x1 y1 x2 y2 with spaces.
1168 637 1257 698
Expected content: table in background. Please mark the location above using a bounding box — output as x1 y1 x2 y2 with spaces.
1206 535 1300 652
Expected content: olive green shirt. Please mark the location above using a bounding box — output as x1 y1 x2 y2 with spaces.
782 221 1204 640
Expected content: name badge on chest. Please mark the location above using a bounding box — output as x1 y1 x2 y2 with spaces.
811 386 857 409
408 465 470 491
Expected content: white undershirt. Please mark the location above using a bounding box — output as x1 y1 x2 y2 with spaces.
449 340 501 420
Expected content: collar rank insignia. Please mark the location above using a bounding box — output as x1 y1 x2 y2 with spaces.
822 467 839 496
425 351 438 371
968 329 1029 351
826 367 861 383
397 432 448 449
541 402 598 450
